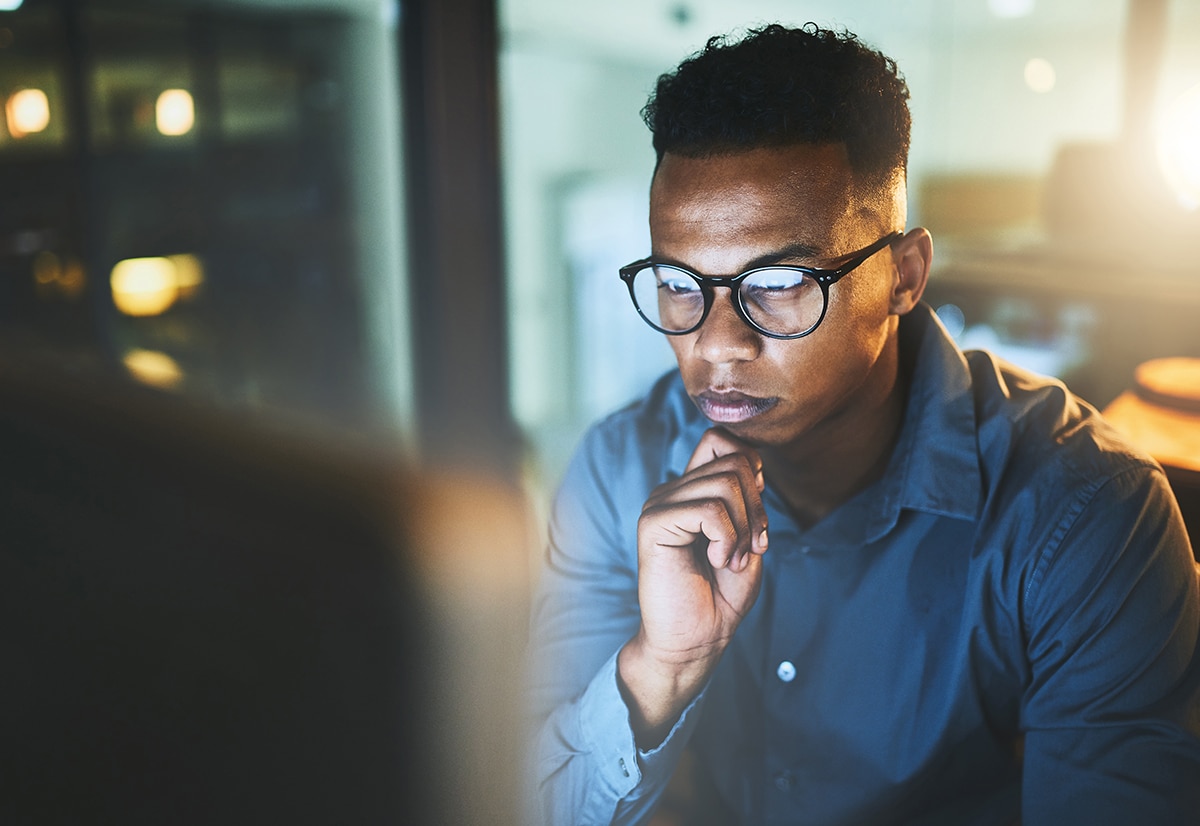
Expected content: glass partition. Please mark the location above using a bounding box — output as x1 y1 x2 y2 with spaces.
0 0 412 443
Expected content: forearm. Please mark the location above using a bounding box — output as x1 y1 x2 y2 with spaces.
529 653 703 826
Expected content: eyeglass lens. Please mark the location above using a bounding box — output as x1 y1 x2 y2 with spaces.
629 265 825 337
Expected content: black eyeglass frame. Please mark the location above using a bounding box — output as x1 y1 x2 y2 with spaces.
618 231 904 340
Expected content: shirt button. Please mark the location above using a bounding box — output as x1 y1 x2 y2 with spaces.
776 660 796 682
774 770 795 792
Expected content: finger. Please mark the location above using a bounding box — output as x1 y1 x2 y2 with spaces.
639 496 742 570
685 430 768 555
645 465 771 570
686 429 764 489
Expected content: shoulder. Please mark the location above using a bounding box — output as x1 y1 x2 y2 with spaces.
958 350 1190 607
552 370 700 537
572 370 700 485
962 349 1159 497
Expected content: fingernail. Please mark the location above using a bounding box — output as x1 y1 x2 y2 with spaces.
758 529 769 551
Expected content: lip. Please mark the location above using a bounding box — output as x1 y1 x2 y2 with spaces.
694 389 779 424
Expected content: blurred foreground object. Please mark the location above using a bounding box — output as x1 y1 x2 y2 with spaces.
1103 357 1200 552
0 354 530 825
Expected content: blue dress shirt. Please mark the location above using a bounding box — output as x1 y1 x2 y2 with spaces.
527 303 1200 825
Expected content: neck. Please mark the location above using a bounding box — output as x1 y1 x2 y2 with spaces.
761 343 908 528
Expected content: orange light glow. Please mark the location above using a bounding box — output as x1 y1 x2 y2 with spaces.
6 88 50 138
33 251 86 300
155 88 194 136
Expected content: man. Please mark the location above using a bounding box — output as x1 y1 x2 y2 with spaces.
527 23 1200 825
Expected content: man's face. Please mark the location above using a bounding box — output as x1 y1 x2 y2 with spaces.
648 143 904 449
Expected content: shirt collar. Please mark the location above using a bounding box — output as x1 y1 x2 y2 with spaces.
880 302 982 523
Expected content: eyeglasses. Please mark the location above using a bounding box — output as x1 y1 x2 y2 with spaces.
618 231 903 340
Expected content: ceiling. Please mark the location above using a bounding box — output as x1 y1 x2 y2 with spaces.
497 0 1136 67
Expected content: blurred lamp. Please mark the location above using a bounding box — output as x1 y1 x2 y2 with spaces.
112 258 178 316
123 349 184 389
111 255 204 317
1023 58 1056 94
6 88 50 138
988 0 1034 18
0 1 24 11
1156 82 1200 210
155 89 194 136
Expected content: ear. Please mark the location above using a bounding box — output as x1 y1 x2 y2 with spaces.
888 228 932 316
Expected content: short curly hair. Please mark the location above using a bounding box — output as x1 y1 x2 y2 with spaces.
642 23 911 189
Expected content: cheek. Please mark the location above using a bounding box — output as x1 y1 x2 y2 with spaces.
667 335 702 384
827 270 895 343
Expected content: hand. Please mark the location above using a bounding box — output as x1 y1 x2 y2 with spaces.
618 428 769 745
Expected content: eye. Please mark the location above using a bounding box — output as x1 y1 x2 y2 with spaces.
742 268 809 297
653 267 700 295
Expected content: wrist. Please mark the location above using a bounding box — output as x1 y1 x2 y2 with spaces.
617 633 720 749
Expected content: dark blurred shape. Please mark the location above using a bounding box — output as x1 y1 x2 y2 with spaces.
0 353 528 825
401 0 520 473
1103 357 1200 554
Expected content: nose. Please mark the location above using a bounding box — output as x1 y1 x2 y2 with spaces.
691 287 762 364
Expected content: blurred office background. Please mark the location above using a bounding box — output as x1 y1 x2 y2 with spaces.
1 0 1199 820
4 0 1199 496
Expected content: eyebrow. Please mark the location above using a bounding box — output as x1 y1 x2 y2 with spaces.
649 240 826 276
743 241 824 269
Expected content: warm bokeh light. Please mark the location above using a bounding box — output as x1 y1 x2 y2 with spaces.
110 253 205 316
112 257 177 316
5 88 50 138
1156 82 1200 210
169 253 204 298
123 348 185 389
1023 58 1056 94
155 88 194 136
33 251 86 300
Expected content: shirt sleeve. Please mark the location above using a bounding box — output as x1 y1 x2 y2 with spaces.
524 421 701 826
1019 463 1200 825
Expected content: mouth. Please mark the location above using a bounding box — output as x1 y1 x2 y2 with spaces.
694 389 779 424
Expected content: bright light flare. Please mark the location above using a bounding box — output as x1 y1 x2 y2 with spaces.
1157 83 1200 210
155 88 194 136
6 88 50 138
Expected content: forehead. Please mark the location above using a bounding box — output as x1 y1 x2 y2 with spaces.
648 144 863 264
